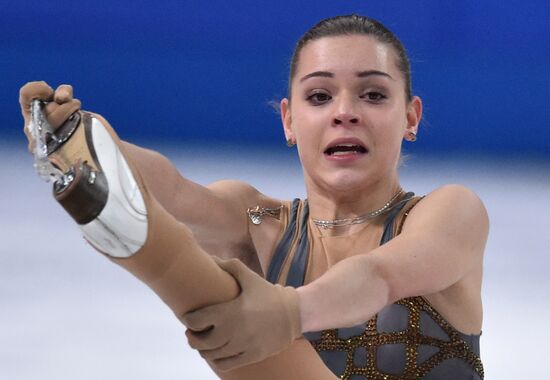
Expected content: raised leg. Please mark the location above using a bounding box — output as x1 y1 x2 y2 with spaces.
28 101 336 379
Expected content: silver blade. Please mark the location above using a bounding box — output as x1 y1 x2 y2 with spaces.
28 100 63 182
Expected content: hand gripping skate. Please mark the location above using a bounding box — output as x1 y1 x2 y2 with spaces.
28 101 148 258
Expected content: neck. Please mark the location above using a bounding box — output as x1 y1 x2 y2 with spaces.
306 175 403 234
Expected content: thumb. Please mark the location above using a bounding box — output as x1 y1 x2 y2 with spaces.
216 258 264 287
44 99 81 130
215 258 247 278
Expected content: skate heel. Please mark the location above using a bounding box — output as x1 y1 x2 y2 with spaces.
54 160 109 224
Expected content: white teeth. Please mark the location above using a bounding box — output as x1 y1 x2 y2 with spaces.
332 151 359 156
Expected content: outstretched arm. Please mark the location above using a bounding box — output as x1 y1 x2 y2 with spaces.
120 142 263 253
298 185 488 332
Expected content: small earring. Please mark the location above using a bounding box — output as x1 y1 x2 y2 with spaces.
406 131 417 142
286 138 296 147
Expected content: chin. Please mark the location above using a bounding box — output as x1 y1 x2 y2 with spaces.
321 171 372 193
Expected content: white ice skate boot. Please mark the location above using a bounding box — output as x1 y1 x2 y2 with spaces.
28 101 148 258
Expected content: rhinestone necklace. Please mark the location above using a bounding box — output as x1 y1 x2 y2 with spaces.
312 188 405 229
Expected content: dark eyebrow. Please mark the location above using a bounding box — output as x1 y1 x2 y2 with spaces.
300 70 393 82
299 71 334 82
357 70 394 80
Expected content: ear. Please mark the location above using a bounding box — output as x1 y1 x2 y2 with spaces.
280 98 295 143
404 96 422 141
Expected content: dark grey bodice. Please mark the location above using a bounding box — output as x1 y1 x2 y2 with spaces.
266 195 483 379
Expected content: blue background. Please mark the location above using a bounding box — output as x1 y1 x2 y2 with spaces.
2 0 549 157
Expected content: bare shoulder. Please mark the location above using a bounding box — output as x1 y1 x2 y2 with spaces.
403 184 489 255
424 184 486 211
208 180 291 274
207 179 282 209
208 179 266 202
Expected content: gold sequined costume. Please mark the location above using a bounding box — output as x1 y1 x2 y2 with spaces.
265 194 483 379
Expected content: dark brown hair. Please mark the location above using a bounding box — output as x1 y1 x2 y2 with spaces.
288 15 412 101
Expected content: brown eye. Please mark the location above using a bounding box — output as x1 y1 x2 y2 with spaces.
361 91 386 102
306 92 332 105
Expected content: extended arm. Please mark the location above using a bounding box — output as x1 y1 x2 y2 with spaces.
121 142 259 248
120 143 271 272
299 184 488 331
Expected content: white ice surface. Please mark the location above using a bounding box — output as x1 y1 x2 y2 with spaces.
1 142 549 379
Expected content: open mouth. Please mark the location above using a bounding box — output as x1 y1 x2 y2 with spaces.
324 143 368 156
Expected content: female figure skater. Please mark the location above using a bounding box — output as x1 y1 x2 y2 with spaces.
20 15 487 379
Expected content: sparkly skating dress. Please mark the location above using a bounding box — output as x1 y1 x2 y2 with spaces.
265 194 483 380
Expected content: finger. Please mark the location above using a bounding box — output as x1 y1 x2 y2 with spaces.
180 308 218 331
19 81 54 106
44 99 81 130
199 341 242 362
19 81 54 121
180 294 243 330
186 328 229 351
217 257 264 287
213 351 254 372
54 84 74 103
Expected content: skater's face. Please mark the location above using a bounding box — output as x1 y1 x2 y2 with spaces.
280 35 422 194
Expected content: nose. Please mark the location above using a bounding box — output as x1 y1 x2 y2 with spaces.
333 113 360 126
332 95 360 127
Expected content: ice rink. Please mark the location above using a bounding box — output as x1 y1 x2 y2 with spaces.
1 141 549 379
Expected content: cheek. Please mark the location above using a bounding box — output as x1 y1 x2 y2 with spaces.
291 117 324 172
369 111 406 158
381 101 408 133
290 109 323 143
371 113 404 141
